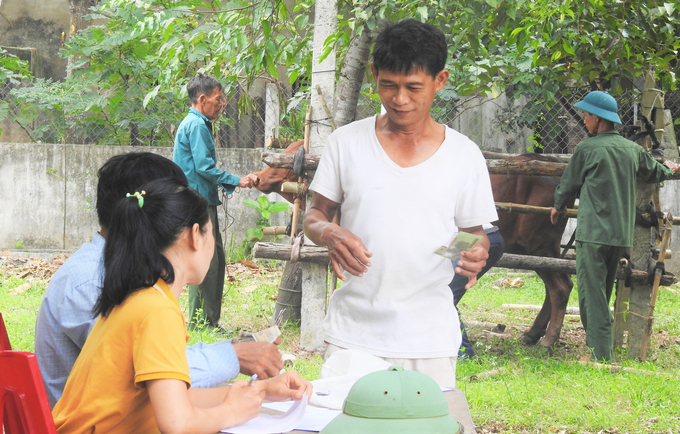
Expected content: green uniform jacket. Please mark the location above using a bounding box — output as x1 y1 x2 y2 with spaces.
554 129 673 247
173 108 240 206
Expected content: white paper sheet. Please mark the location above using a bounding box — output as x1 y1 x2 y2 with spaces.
262 402 342 432
220 397 308 434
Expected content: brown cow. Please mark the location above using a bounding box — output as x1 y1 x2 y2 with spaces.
492 154 575 347
256 145 575 347
253 140 307 209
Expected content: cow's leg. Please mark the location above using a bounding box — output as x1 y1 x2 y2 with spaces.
519 286 551 345
538 272 574 347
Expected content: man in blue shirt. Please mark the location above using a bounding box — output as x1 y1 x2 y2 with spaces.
173 73 257 328
35 153 282 408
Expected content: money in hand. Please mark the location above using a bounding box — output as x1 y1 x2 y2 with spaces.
252 325 281 343
434 231 483 262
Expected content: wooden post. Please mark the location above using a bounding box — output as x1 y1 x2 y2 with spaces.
290 106 311 238
639 219 672 360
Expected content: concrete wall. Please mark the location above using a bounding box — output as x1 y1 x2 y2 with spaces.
0 143 290 251
0 0 71 80
450 94 534 154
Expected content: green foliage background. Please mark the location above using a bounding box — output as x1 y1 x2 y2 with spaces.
1 0 679 145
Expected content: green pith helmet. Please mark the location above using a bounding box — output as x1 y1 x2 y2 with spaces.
574 90 622 124
320 366 460 434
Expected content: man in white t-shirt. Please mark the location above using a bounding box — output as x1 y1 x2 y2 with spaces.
303 19 498 387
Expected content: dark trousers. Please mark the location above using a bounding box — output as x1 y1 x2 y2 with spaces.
575 241 624 362
449 231 505 357
188 206 225 328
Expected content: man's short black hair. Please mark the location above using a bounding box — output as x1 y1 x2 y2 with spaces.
187 73 223 104
96 153 188 229
372 19 448 79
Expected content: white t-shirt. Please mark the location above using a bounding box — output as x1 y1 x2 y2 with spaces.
310 115 498 358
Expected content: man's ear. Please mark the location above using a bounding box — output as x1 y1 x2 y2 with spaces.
434 69 449 92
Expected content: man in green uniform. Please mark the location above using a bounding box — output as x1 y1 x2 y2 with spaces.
550 91 679 362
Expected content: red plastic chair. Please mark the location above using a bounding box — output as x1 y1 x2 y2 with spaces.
0 312 11 350
0 312 57 434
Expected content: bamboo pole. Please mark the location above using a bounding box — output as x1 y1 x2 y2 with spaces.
502 304 586 315
482 151 572 162
468 368 507 382
262 226 288 236
496 254 675 284
252 242 330 264
262 151 680 181
281 181 304 194
252 244 677 286
486 159 567 176
639 218 672 360
495 202 577 218
315 85 337 130
570 361 671 376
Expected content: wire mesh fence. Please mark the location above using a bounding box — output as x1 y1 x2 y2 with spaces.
2 77 679 154
0 79 273 148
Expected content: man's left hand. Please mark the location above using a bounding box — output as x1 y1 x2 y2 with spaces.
455 245 489 290
233 341 284 379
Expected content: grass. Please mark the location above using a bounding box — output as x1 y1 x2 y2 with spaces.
456 273 680 433
1 256 679 433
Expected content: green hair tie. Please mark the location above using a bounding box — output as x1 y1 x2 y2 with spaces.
126 190 146 208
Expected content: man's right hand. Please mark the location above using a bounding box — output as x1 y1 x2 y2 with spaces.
323 225 373 281
238 173 258 188
303 192 372 281
233 342 284 379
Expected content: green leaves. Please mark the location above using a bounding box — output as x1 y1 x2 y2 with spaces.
244 195 291 246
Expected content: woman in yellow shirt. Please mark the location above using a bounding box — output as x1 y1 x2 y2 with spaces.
53 178 311 433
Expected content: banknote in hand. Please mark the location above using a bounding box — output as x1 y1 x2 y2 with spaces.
433 231 483 262
252 325 281 343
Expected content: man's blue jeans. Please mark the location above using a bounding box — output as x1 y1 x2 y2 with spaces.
449 231 505 358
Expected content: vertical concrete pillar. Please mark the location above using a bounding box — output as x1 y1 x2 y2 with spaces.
300 0 337 351
264 83 279 149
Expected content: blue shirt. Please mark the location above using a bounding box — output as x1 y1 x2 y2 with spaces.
173 107 241 205
34 233 240 408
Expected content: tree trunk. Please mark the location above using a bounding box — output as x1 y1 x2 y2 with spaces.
67 0 96 75
271 261 302 326
333 28 372 128
64 0 97 144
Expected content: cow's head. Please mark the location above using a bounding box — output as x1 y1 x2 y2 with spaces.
253 139 307 209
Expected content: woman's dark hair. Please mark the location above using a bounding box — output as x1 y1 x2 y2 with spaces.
96 152 187 230
188 73 223 104
372 19 448 79
94 179 209 318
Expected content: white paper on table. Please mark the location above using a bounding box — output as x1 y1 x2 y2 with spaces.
310 349 392 410
262 402 342 432
220 397 308 434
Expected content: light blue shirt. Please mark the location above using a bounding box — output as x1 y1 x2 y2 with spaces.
34 233 239 408
173 107 241 205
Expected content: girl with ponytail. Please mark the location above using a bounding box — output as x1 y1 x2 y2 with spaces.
53 179 312 434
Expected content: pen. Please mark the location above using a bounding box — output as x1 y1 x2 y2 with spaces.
248 374 258 385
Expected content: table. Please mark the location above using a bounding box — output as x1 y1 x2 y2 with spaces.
287 388 475 433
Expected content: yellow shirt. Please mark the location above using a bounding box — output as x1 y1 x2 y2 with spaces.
53 280 191 434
